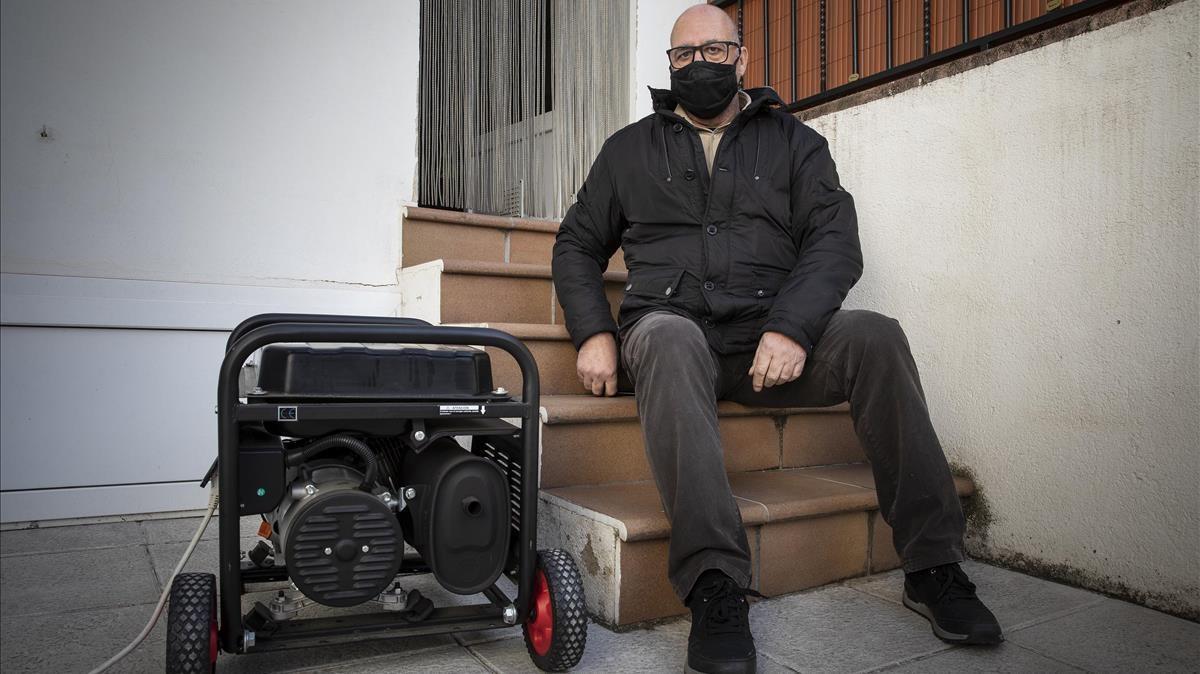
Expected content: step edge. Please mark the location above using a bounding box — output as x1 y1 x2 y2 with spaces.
540 457 884 491
405 205 561 233
443 321 569 340
544 487 880 544
542 466 975 543
423 258 626 282
540 490 630 541
541 396 851 424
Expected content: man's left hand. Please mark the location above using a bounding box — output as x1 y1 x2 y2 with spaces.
748 331 807 392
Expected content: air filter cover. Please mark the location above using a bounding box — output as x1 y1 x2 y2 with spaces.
403 439 511 594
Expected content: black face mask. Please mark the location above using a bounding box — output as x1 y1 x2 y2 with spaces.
670 59 739 119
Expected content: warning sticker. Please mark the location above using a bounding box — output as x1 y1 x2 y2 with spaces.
438 404 480 416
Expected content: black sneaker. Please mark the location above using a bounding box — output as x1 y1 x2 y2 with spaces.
685 570 762 674
903 563 1004 645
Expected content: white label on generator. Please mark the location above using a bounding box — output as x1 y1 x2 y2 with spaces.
439 404 480 415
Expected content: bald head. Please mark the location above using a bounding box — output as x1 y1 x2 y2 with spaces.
670 4 739 48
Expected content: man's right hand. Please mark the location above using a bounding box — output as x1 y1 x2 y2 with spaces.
577 332 618 397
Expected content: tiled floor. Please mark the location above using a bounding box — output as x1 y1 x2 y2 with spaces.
1 516 1197 673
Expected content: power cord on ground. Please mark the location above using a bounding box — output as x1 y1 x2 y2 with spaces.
88 484 220 674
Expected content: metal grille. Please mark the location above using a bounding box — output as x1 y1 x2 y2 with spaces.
717 0 1131 110
367 435 406 493
477 437 524 533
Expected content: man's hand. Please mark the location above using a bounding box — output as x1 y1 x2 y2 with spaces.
577 332 619 397
748 331 807 392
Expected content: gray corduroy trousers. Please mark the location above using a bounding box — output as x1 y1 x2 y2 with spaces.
617 310 966 601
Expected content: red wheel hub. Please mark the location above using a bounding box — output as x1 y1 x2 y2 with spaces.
527 568 553 656
209 598 219 666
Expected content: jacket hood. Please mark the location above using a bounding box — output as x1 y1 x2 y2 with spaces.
648 85 785 118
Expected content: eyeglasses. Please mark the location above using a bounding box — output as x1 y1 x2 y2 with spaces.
666 40 740 69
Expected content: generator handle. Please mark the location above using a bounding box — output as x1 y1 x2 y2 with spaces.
216 319 541 654
224 313 432 353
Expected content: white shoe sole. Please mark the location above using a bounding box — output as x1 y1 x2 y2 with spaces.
902 591 1004 645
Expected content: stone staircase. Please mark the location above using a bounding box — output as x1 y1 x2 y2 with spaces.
398 206 975 627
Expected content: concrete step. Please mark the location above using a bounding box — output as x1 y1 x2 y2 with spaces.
537 395 863 488
441 322 578 397
537 463 976 626
402 205 626 271
399 259 625 326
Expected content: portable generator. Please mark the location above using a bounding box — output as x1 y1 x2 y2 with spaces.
165 313 587 672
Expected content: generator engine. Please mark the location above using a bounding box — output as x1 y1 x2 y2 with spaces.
266 434 403 607
260 431 511 608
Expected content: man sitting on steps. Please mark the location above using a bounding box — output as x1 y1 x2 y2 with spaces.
551 5 1003 674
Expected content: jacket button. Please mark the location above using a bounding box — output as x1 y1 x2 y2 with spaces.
672 123 683 133
625 282 633 291
703 318 714 327
755 289 765 297
706 224 718 235
703 281 715 291
664 286 673 296
684 169 696 181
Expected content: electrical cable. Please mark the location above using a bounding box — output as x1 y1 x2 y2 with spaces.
88 484 220 674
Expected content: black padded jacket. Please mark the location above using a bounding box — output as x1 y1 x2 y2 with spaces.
551 86 863 356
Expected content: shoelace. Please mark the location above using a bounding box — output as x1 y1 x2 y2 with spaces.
931 564 979 603
694 580 765 636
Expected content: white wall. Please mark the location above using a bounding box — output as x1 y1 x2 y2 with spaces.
632 0 700 121
1 0 418 287
805 0 1199 615
0 0 420 521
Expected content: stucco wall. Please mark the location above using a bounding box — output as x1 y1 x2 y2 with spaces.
804 0 1199 615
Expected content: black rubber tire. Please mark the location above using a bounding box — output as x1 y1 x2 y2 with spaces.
523 549 588 672
166 572 218 674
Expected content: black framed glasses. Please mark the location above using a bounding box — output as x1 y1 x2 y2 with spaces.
666 40 740 69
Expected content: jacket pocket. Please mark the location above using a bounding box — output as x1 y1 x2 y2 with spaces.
623 267 686 300
749 266 790 300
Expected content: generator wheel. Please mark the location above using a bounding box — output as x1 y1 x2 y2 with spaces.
523 549 587 671
166 572 218 673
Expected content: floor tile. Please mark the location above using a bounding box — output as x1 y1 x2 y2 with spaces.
0 602 165 674
306 644 491 673
471 618 695 673
1 514 1191 674
145 537 263 591
881 642 1085 672
843 568 904 599
139 513 261 545
0 521 146 556
1009 598 1200 672
749 585 951 673
0 546 160 617
846 560 1105 629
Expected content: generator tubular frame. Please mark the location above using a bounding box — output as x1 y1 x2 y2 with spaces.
216 314 542 654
